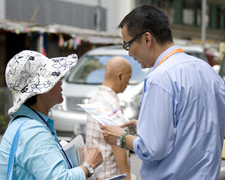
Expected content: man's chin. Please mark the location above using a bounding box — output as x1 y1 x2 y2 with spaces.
140 64 146 68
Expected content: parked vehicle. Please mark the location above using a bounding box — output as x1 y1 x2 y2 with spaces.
219 54 225 82
49 45 208 141
217 53 225 180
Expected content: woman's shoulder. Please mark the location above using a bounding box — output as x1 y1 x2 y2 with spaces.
1 117 48 150
8 116 50 140
10 116 44 129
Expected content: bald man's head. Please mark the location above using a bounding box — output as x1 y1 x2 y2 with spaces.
103 56 132 94
105 56 131 77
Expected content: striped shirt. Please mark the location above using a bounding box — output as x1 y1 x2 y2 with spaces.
134 45 225 179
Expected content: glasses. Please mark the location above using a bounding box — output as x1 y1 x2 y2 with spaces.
123 30 150 51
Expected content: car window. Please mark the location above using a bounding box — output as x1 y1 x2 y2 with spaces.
185 52 207 62
67 55 150 85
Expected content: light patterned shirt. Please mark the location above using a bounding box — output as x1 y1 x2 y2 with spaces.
86 85 130 179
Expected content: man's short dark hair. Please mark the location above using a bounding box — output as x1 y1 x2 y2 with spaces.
118 5 173 45
24 95 37 106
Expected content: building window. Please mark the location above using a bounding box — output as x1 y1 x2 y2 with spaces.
135 0 175 23
216 6 225 30
183 1 195 25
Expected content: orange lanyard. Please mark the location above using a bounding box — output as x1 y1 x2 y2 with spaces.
157 48 184 67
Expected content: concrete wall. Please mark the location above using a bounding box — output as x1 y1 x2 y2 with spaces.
60 0 134 36
0 0 5 19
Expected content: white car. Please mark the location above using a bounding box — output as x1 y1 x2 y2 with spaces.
50 45 208 141
219 55 225 82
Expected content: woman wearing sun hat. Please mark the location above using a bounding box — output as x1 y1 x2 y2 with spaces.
0 50 103 180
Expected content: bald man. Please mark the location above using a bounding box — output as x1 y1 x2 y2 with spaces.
86 56 132 180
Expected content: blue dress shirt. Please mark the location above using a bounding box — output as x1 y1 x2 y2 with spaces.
0 104 86 180
133 45 225 179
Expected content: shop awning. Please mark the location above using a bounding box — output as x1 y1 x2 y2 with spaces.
0 18 123 44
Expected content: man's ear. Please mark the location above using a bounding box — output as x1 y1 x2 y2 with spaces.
144 32 152 45
118 72 122 80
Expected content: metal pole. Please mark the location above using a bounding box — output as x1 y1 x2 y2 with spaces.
96 0 101 31
201 0 206 47
30 6 40 23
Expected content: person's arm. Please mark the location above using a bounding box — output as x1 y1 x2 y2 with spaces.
112 145 131 180
124 135 136 152
132 81 175 162
102 82 176 162
81 145 103 179
18 122 102 180
80 165 89 179
101 125 137 152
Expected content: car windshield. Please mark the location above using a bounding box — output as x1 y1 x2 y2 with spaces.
67 55 150 85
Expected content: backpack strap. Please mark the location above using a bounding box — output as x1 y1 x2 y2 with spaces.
10 115 29 123
6 116 31 180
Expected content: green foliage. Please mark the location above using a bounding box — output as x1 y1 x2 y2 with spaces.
0 114 7 131
0 88 8 132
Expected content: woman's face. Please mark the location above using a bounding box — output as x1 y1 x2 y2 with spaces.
45 79 63 107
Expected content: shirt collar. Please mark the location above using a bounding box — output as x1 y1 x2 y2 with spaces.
153 45 181 70
99 85 117 95
12 104 50 124
99 85 119 101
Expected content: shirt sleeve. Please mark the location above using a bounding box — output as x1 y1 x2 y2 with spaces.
133 81 176 163
16 121 86 180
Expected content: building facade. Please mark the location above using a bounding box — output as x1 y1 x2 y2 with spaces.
0 0 225 87
136 0 225 43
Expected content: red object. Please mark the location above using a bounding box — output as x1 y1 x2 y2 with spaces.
42 47 47 57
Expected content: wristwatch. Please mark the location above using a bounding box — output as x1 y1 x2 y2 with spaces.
117 131 126 148
82 163 94 177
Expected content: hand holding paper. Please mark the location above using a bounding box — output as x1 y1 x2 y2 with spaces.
60 135 104 180
119 120 138 129
101 125 124 146
83 146 103 169
78 98 137 135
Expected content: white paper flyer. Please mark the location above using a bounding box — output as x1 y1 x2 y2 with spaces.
60 135 103 180
77 98 137 135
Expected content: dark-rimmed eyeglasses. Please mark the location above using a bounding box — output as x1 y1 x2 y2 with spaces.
123 30 150 51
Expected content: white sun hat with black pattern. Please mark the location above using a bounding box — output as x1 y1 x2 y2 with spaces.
5 50 78 115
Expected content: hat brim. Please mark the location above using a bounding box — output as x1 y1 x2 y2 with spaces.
7 53 78 115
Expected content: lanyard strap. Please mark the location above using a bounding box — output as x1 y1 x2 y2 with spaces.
29 107 73 169
157 48 184 67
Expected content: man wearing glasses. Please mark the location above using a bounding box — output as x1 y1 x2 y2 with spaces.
101 5 225 180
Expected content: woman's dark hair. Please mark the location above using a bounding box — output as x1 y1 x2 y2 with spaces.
118 5 173 45
24 95 37 106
